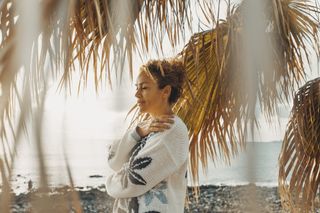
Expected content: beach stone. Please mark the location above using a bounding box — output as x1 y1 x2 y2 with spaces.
1 184 318 212
89 175 103 178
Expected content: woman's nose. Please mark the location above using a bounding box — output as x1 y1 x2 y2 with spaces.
135 89 141 98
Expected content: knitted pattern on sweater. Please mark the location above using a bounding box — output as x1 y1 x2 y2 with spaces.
106 115 189 213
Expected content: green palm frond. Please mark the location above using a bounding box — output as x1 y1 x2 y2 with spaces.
279 77 320 213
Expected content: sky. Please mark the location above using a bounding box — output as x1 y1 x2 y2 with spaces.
41 0 320 143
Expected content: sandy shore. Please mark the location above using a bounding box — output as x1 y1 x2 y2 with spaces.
3 184 317 212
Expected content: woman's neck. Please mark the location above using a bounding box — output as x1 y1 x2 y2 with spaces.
150 106 174 118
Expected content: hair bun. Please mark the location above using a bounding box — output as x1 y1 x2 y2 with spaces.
141 59 186 104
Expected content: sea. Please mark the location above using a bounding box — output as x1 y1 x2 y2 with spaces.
10 137 282 194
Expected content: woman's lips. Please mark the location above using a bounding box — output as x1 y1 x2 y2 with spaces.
137 101 145 105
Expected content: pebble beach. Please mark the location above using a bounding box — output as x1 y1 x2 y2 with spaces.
3 184 297 213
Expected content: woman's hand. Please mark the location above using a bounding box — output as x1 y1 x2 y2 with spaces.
136 115 175 138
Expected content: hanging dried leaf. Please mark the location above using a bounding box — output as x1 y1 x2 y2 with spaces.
175 0 319 183
279 77 320 213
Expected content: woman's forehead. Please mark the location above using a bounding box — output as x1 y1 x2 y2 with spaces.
136 71 156 85
135 81 150 86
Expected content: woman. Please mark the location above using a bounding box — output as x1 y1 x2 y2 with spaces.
106 59 189 213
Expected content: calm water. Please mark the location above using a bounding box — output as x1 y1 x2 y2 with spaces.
10 138 282 194
197 142 282 186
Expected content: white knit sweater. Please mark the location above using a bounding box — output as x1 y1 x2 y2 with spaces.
106 115 189 213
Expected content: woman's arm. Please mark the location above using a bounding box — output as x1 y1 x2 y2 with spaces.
107 127 141 171
106 125 189 198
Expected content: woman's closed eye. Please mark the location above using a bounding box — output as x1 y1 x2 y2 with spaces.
136 87 148 90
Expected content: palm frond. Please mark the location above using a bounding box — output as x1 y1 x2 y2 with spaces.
127 0 320 184
0 1 319 208
178 21 246 183
175 0 320 183
0 1 192 210
0 0 191 174
60 0 191 88
279 77 320 213
0 0 192 142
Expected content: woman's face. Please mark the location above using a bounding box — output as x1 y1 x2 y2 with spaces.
135 71 167 114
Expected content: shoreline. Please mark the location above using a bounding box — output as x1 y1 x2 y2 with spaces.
2 184 296 212
186 184 284 212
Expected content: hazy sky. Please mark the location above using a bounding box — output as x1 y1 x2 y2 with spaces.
43 0 319 142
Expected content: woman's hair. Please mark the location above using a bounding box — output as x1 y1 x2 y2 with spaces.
140 59 186 105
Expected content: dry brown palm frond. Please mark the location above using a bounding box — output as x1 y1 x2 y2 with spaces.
127 0 320 184
0 0 192 105
0 0 192 157
57 0 191 89
279 77 320 213
0 0 192 211
127 4 246 183
172 0 319 183
0 0 192 169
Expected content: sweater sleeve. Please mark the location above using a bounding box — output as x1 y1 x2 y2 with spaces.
106 124 189 198
108 126 141 171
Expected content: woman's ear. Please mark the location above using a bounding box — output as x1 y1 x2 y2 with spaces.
162 85 172 100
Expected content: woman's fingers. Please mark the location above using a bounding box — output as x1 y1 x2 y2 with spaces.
151 126 169 133
159 114 175 120
150 117 174 132
155 118 174 125
139 115 175 135
151 122 170 129
156 115 175 124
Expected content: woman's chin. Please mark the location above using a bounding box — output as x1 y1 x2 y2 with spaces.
138 107 146 113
